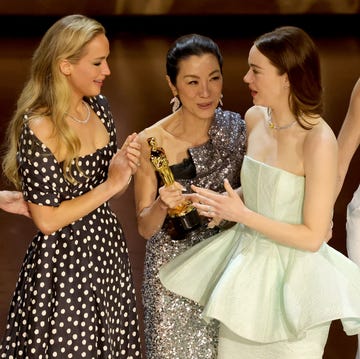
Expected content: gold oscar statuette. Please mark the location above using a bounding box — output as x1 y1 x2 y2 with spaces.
147 137 200 237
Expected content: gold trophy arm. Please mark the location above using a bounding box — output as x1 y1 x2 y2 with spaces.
147 137 175 186
147 136 200 237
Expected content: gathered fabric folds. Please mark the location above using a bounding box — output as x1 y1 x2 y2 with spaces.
159 155 360 349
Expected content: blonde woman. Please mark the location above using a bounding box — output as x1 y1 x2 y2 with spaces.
0 14 142 358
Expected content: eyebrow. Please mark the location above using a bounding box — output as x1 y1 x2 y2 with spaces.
183 69 221 79
93 52 110 61
249 63 262 70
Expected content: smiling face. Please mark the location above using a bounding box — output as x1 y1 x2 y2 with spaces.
61 33 111 98
168 53 223 119
243 45 289 109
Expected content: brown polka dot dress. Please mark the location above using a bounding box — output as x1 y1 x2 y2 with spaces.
0 95 142 359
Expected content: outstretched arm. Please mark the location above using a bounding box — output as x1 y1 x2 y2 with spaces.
336 77 360 199
0 190 31 217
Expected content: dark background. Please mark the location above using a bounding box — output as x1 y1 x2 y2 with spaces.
0 1 360 358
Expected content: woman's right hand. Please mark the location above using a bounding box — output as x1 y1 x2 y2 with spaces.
158 182 185 210
107 133 141 195
0 190 31 218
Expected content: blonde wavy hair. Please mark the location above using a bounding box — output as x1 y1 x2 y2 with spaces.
2 14 105 188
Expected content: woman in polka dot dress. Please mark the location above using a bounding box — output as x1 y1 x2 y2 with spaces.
1 15 142 358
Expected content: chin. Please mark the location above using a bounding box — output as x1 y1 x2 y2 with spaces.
252 98 263 106
87 90 101 98
200 108 217 118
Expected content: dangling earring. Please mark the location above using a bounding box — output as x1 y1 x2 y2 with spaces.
170 96 181 113
219 94 223 107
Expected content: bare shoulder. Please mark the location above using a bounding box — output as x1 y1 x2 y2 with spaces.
138 114 173 144
307 118 336 140
304 118 337 154
348 77 360 111
138 118 167 159
28 115 56 145
244 105 266 131
244 105 266 119
352 77 360 97
138 126 162 148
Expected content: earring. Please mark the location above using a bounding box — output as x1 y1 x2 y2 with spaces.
170 96 181 113
219 94 223 107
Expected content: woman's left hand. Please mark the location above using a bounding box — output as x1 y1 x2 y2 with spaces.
188 179 245 223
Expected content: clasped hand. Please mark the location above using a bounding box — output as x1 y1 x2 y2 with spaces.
158 182 186 210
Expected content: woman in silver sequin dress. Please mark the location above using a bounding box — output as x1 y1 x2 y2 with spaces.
134 34 246 359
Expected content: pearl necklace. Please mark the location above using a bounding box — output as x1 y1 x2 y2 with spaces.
65 101 91 124
267 109 296 130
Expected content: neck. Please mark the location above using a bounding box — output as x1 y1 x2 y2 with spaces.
179 108 212 132
267 108 296 130
170 109 212 145
66 100 91 124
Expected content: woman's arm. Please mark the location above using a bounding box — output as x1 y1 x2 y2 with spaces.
29 133 140 235
336 77 360 199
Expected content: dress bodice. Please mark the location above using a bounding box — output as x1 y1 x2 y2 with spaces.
170 157 196 179
241 156 305 224
19 95 117 204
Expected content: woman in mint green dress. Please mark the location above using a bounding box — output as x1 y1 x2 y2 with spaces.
160 26 360 359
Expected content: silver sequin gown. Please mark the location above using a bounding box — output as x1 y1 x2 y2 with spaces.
142 108 246 359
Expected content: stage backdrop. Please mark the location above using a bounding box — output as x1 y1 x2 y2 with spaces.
0 0 358 15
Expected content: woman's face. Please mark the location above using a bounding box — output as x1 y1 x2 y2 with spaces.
66 33 111 98
173 53 223 119
243 45 288 108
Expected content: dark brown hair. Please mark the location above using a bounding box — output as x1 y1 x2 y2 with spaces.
255 26 323 128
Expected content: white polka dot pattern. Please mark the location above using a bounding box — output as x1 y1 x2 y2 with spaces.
0 95 142 358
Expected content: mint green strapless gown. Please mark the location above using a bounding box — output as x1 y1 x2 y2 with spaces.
159 156 360 359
